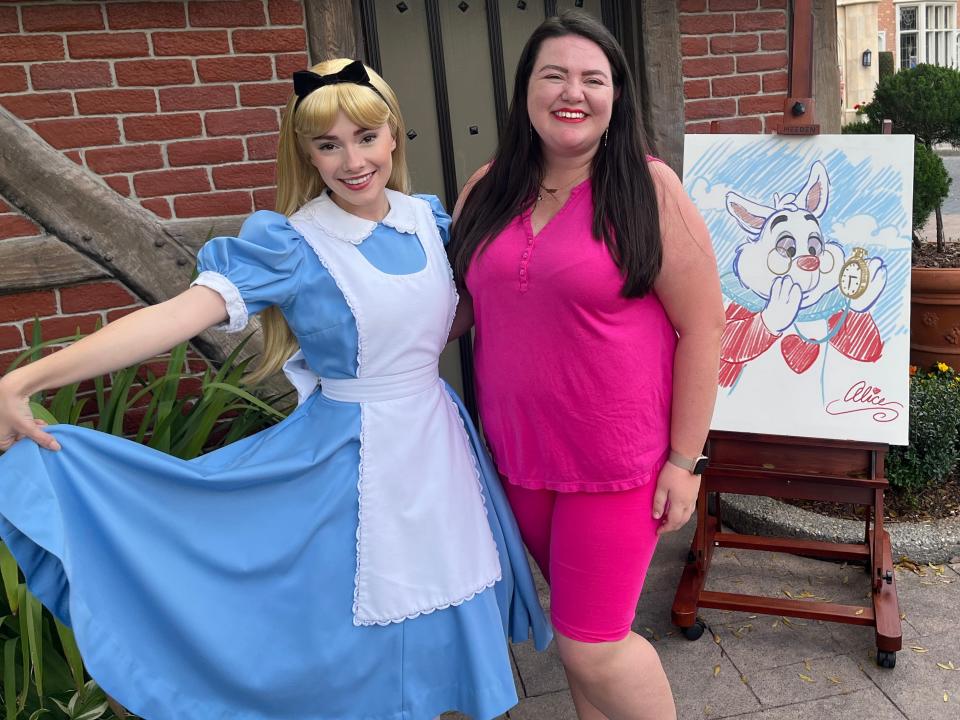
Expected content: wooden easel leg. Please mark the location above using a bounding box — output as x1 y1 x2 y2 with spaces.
671 481 714 635
871 489 901 659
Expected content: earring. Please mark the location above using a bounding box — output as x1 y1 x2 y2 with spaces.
602 128 608 148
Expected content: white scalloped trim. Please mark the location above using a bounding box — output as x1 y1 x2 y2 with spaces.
292 189 418 245
350 203 501 627
351 386 502 628
289 213 372 627
352 402 370 625
352 576 500 627
191 271 248 333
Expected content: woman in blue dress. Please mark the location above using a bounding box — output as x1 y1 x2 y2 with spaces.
0 59 550 720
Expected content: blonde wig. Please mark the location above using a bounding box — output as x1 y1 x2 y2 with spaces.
248 59 411 385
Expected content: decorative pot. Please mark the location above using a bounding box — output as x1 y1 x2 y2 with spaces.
910 267 960 368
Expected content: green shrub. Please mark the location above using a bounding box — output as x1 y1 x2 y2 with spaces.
865 64 960 147
878 51 895 82
912 143 952 232
840 118 880 134
886 363 960 497
0 331 287 719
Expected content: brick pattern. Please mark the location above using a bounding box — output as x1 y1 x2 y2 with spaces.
0 280 209 429
0 281 142 372
878 0 896 57
680 0 789 134
0 195 42 240
0 1 305 219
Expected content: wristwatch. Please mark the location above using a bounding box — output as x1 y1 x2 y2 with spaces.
668 449 709 475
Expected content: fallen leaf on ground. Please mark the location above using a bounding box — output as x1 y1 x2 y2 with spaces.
937 661 956 671
713 665 721 677
799 673 815 683
911 646 928 653
826 676 842 684
803 659 812 672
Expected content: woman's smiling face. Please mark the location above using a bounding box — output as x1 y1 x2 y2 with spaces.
526 35 615 160
305 110 396 222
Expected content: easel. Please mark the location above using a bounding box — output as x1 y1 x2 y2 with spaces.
670 0 902 668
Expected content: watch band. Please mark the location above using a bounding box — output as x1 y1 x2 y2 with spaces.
668 449 708 475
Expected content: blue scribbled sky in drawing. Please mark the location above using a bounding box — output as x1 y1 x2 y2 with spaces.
685 136 912 341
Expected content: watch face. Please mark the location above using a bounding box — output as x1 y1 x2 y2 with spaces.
693 456 709 475
839 260 866 298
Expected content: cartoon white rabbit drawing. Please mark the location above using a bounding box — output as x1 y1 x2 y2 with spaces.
720 160 887 388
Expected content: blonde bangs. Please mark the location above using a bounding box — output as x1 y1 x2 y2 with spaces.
293 84 391 142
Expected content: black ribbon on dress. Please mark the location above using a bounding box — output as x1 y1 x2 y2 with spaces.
292 61 385 110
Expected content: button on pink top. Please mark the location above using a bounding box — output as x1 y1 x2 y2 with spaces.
466 178 677 492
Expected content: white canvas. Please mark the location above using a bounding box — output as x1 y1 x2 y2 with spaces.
683 134 914 445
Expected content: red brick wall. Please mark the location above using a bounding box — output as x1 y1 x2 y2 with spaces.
679 0 789 134
0 0 306 222
0 281 145 374
878 0 896 56
0 1 306 381
0 195 41 241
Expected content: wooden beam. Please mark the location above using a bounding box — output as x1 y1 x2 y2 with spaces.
813 0 841 133
0 234 108 294
637 2 684 175
0 106 258 369
303 0 361 63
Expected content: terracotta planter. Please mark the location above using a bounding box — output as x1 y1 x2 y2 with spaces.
910 267 960 368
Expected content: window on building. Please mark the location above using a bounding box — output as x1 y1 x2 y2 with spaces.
896 2 958 68
926 3 954 65
879 30 887 51
900 5 919 67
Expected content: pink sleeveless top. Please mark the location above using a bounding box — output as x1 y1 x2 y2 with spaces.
466 179 676 492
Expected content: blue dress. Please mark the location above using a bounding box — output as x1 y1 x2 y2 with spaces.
0 194 550 720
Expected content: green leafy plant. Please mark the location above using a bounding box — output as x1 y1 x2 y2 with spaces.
0 328 287 718
886 363 960 498
865 64 960 148
863 64 960 250
912 142 953 241
878 51 895 82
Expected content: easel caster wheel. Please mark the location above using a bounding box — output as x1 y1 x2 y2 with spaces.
876 650 896 668
681 619 706 641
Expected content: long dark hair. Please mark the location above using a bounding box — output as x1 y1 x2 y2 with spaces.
450 10 662 298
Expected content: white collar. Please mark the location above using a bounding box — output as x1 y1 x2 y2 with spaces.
293 188 418 245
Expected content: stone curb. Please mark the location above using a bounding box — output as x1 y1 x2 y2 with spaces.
718 493 960 564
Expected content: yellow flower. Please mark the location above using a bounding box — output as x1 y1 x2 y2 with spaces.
937 362 951 373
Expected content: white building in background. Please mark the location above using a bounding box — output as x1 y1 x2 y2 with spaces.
837 1 881 125
837 1 958 125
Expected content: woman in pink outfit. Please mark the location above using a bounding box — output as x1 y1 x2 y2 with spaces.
449 11 725 720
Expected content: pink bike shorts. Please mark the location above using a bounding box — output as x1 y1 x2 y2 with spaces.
502 480 661 643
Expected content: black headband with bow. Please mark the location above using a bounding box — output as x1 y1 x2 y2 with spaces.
292 61 385 110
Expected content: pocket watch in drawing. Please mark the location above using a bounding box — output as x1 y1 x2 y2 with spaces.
838 247 870 300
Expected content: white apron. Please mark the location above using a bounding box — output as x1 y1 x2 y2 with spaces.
285 190 501 626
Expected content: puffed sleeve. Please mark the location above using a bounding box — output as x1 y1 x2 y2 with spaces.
192 210 306 333
414 194 452 246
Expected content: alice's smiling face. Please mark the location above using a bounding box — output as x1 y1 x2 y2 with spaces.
305 111 396 222
526 35 615 161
